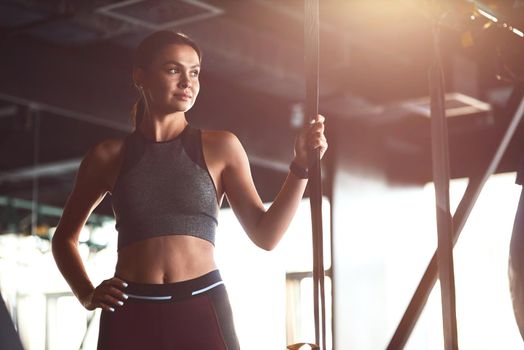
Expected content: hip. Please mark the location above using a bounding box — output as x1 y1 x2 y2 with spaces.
97 269 240 350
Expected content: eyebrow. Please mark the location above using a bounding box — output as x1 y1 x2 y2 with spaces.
162 60 200 69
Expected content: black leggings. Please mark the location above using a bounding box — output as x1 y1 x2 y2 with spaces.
97 270 240 350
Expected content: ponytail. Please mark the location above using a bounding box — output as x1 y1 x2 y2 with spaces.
131 94 145 129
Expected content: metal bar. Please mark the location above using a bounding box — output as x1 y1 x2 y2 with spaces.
0 154 289 185
0 105 17 119
387 84 524 349
286 268 333 281
0 195 111 225
0 92 130 132
31 110 40 237
0 159 82 184
97 0 224 31
429 23 458 349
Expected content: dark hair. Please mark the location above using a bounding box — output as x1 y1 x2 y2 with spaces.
131 30 202 128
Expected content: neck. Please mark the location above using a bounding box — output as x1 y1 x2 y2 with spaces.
137 111 188 142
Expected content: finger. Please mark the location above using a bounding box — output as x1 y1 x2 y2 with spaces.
313 114 325 123
107 277 129 289
308 124 324 136
308 128 324 137
309 122 324 132
306 135 326 148
307 122 323 132
309 114 322 124
307 140 320 149
99 302 115 313
100 293 125 308
309 118 324 128
309 139 328 150
107 286 129 301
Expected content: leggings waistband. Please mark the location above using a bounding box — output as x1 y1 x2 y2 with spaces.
115 269 223 301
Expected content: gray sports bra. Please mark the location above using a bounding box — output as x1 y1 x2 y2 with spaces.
111 124 219 250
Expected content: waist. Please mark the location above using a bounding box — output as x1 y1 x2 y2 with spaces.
115 269 223 301
115 235 216 283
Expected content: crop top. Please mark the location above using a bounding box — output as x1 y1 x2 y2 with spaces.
111 124 219 250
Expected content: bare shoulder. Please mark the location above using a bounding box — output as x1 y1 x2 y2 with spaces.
201 129 244 154
201 129 240 147
201 129 246 164
85 138 125 168
77 137 127 191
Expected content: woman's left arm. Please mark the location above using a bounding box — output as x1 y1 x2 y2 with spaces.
221 114 327 250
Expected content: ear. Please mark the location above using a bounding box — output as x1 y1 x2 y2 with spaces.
133 67 146 88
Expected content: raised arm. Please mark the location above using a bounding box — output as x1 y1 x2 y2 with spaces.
51 139 127 311
221 115 327 250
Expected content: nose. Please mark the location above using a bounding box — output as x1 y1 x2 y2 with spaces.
178 72 191 89
178 80 190 89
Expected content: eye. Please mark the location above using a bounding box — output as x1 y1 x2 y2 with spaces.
168 68 179 74
191 70 200 77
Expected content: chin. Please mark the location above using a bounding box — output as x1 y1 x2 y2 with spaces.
165 101 192 113
180 102 195 111
170 106 192 114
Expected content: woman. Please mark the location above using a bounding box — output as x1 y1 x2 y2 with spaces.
51 30 327 349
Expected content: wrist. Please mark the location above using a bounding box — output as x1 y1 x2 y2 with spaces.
292 156 308 169
77 284 95 304
289 159 308 179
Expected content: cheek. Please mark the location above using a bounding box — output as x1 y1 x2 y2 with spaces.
193 81 200 95
150 85 171 102
148 76 171 93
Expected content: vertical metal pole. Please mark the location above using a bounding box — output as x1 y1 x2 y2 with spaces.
31 108 40 237
429 20 458 349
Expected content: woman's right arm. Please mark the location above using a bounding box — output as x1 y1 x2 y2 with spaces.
51 140 127 311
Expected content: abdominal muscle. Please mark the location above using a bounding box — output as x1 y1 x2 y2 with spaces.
114 234 217 284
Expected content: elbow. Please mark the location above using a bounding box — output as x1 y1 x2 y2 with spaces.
50 234 62 258
258 242 277 251
250 212 281 251
50 230 75 256
252 233 279 251
51 230 63 248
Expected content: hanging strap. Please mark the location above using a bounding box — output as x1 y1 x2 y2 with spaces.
288 1 324 349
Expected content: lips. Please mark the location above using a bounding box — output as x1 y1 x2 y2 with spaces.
174 94 191 100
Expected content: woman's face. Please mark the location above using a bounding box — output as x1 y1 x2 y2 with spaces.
140 44 200 114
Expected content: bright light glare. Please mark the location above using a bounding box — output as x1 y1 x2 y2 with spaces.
512 27 524 38
477 8 498 23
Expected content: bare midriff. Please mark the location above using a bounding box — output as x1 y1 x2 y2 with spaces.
114 234 217 284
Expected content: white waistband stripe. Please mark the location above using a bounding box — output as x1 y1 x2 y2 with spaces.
191 281 224 295
126 293 172 300
124 281 224 300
